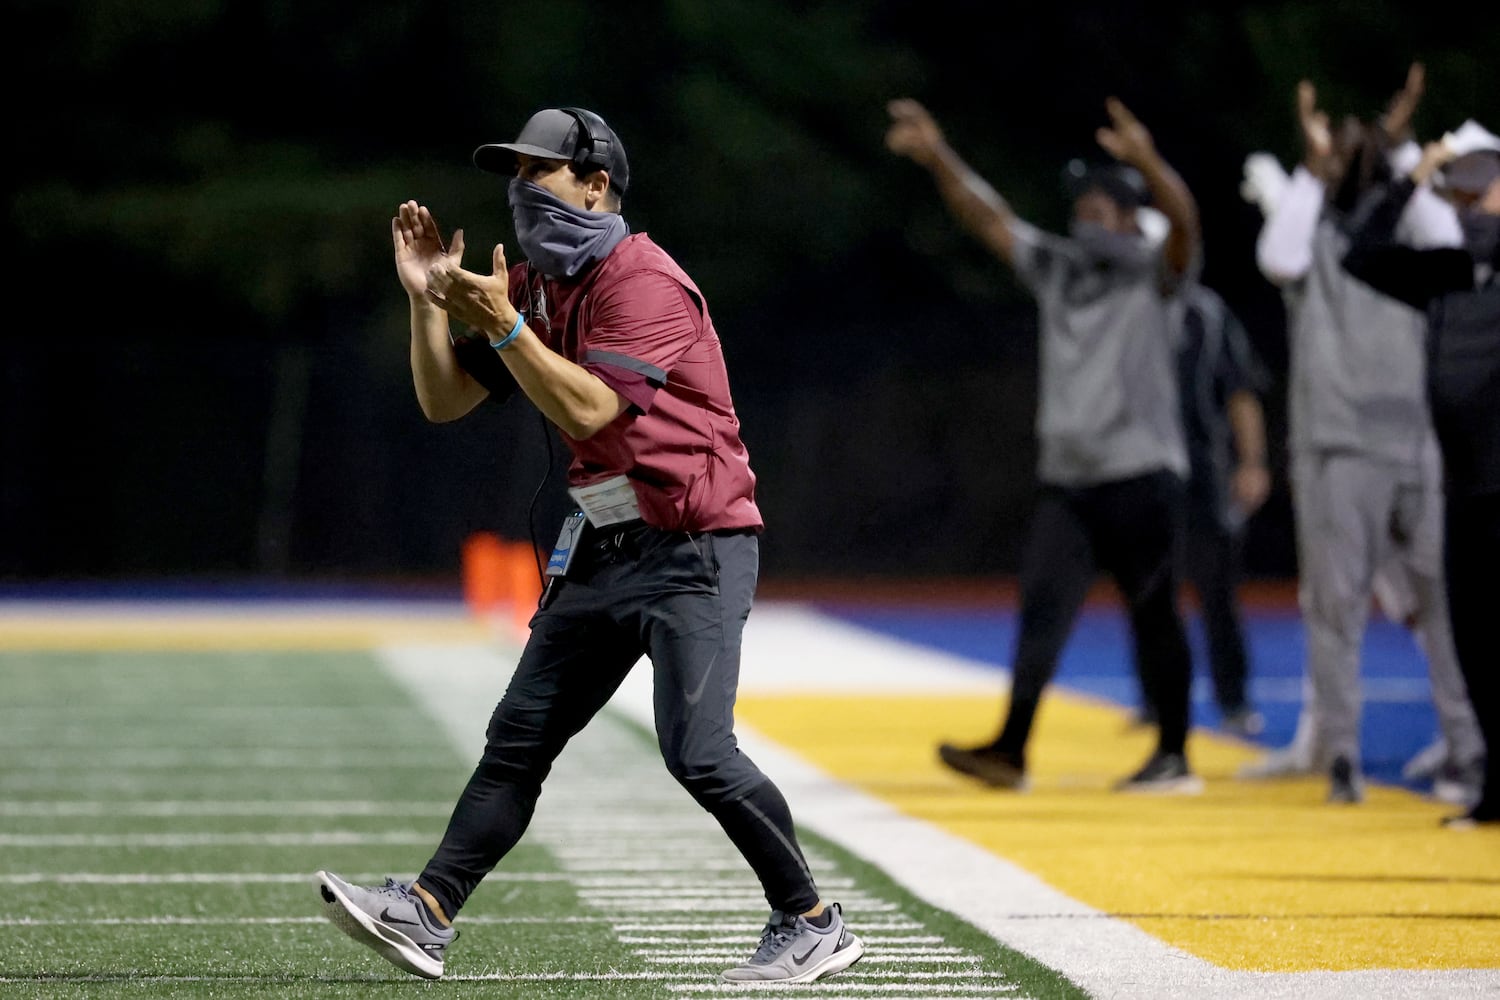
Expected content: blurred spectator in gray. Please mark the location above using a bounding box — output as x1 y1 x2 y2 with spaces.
1242 67 1483 808
888 97 1202 793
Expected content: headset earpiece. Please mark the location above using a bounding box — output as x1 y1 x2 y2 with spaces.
560 107 612 176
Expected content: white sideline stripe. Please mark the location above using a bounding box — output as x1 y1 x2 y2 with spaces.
0 800 454 817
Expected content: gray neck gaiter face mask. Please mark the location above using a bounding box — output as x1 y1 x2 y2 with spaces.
508 178 629 279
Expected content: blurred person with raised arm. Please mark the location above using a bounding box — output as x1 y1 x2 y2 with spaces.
887 96 1201 793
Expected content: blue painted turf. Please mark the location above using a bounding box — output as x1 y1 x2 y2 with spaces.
821 603 1440 789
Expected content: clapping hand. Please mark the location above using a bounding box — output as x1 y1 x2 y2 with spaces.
425 244 518 340
392 201 462 300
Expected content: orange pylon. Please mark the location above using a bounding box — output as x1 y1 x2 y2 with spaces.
462 532 542 639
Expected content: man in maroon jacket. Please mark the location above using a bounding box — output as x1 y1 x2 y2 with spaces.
315 108 863 985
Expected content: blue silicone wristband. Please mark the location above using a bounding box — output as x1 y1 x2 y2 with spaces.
490 313 526 351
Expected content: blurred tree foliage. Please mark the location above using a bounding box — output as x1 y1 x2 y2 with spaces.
5 0 1496 578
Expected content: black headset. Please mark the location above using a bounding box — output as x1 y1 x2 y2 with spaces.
560 107 613 175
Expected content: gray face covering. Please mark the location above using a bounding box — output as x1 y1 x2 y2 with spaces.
508 178 629 278
1069 220 1151 268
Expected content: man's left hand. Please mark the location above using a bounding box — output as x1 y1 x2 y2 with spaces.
1096 98 1157 167
426 244 518 339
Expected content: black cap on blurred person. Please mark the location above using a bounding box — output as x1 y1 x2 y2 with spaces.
474 108 630 195
1062 159 1151 208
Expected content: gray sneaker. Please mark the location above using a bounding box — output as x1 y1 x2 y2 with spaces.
316 870 456 979
720 902 864 985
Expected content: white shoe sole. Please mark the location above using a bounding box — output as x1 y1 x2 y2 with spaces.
1117 774 1205 795
721 933 865 986
316 870 444 980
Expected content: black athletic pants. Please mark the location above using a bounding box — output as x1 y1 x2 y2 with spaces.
1183 481 1252 714
1445 490 1500 811
417 523 820 919
994 470 1193 762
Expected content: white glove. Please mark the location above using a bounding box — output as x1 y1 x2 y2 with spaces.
1240 153 1289 218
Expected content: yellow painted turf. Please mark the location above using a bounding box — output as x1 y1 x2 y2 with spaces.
735 691 1500 972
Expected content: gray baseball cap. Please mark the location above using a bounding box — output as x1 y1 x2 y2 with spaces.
1441 150 1500 195
473 108 630 194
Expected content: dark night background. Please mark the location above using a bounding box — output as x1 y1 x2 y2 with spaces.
5 1 1497 586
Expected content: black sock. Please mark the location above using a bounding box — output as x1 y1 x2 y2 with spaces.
805 908 833 928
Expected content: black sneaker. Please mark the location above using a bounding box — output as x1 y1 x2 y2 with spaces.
937 743 1028 790
1327 756 1365 805
1114 751 1204 794
1440 799 1499 829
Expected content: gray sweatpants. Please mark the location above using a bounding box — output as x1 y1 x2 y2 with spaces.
1291 446 1484 770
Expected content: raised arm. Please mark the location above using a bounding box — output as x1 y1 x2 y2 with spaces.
1343 143 1477 309
1255 82 1338 285
392 202 491 422
886 99 1020 266
1095 98 1200 278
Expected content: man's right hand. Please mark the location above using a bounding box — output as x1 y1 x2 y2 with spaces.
1297 81 1337 178
886 99 946 170
392 201 463 301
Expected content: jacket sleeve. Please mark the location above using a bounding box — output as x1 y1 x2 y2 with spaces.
1255 167 1324 285
1342 178 1474 310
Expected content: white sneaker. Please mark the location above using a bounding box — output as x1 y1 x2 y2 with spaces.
1402 737 1450 782
1238 743 1316 779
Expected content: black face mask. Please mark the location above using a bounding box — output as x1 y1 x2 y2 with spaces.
1460 209 1500 266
